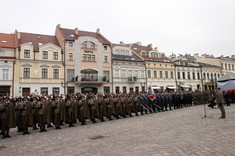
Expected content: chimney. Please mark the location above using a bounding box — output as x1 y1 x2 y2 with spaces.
17 31 21 39
154 47 158 51
96 28 100 34
75 28 79 35
57 24 61 28
120 41 124 45
148 44 152 49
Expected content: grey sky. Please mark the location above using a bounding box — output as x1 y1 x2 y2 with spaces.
1 0 235 57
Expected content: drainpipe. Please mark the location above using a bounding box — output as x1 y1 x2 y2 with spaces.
63 39 66 95
144 62 148 92
174 64 177 90
110 45 114 93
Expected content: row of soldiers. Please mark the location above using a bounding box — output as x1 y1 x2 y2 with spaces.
0 91 210 139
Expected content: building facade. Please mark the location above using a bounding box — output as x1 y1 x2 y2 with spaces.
0 33 17 96
112 43 146 93
55 25 112 94
14 32 64 96
132 44 176 92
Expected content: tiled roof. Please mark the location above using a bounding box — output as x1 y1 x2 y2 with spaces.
112 53 143 62
131 44 152 52
0 33 17 49
142 56 173 63
59 27 111 45
19 32 60 52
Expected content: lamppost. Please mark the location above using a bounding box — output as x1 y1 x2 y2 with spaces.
200 64 204 91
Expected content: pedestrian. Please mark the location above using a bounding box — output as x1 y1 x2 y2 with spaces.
216 87 226 118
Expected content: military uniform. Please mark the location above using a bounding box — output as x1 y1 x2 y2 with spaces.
216 89 226 118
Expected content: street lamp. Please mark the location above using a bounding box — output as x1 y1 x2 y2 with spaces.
61 81 68 95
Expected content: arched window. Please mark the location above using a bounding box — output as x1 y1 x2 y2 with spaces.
211 73 213 81
214 73 217 81
82 41 87 48
207 73 210 80
150 52 158 58
90 42 95 49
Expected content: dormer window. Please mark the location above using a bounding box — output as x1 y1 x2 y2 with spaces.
38 43 43 46
141 51 146 56
150 52 158 58
28 42 33 45
1 40 7 43
68 42 73 47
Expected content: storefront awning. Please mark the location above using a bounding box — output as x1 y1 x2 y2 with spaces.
180 85 191 88
152 86 161 89
167 86 176 89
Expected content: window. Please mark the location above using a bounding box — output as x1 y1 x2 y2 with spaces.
182 72 185 79
232 64 234 71
151 52 158 57
171 71 174 79
90 42 95 49
53 69 59 79
187 72 190 79
177 72 180 79
22 88 30 97
114 69 119 77
0 51 5 56
192 72 195 79
211 73 213 81
52 87 60 95
203 73 206 79
221 63 224 69
42 51 48 59
91 55 95 62
103 71 109 82
23 68 30 78
214 73 217 81
142 51 146 56
41 87 48 95
42 68 48 78
141 70 145 78
148 70 151 78
153 71 157 78
121 69 126 78
2 69 9 80
53 52 58 60
197 72 200 79
67 69 75 81
104 86 110 93
207 73 210 80
165 71 168 78
68 42 73 47
83 54 86 61
228 64 231 70
87 54 91 62
104 56 108 63
218 73 220 79
115 86 120 94
82 41 87 48
134 70 138 78
160 71 163 78
68 53 73 60
24 50 30 58
225 64 227 70
104 46 107 50
128 70 132 77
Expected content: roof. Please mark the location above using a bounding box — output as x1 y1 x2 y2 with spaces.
142 56 173 63
218 71 235 82
131 44 152 52
59 27 111 45
19 32 60 52
0 33 17 49
112 53 143 62
197 62 221 68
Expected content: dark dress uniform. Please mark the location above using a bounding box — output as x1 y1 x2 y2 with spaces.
22 101 33 135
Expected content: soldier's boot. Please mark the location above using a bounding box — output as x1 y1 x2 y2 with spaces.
56 125 61 130
129 113 133 117
0 131 4 135
2 131 6 139
100 118 105 122
4 129 11 138
42 126 47 132
136 112 139 116
33 125 38 130
81 122 86 125
92 119 97 123
25 127 30 134
69 122 75 127
116 115 121 119
47 124 53 128
40 127 43 132
109 116 113 120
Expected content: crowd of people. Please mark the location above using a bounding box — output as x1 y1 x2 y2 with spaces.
0 90 216 139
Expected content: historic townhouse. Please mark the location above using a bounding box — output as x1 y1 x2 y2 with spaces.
0 33 17 96
132 44 175 92
171 54 221 91
14 32 64 96
219 56 235 75
55 25 112 94
112 42 146 93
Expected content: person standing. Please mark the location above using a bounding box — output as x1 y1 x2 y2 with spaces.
216 88 226 118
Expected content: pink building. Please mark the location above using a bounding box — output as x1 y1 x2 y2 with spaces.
55 25 112 94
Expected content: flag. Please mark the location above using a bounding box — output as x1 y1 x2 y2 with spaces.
148 85 155 101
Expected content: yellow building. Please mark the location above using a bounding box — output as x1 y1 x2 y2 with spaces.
14 32 64 96
132 44 176 92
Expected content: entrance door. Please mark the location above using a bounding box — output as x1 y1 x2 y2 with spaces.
22 88 30 97
81 87 98 94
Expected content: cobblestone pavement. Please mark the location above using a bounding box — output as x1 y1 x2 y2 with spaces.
1 104 235 156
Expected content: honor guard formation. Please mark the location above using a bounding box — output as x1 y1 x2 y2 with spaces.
0 91 218 139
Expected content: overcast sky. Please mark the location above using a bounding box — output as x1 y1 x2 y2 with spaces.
1 0 235 57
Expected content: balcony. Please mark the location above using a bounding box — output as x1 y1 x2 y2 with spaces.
127 76 137 82
74 76 109 84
